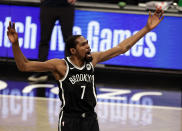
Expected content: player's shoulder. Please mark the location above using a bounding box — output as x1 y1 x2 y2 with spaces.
47 58 67 73
47 58 66 65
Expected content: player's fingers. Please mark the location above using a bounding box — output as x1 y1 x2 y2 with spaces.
154 7 161 16
13 22 15 29
160 10 164 17
157 10 163 19
9 21 11 28
154 9 157 15
157 8 163 17
159 16 164 22
148 11 152 21
7 26 10 31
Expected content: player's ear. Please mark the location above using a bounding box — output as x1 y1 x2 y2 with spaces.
70 48 76 55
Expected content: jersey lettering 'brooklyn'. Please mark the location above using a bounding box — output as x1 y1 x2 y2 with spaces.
58 57 97 113
69 74 93 84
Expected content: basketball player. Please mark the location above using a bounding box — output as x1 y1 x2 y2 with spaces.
7 8 164 131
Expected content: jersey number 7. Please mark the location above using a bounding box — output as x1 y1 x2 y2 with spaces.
81 86 86 99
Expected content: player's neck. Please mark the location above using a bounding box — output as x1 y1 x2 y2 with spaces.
69 56 84 67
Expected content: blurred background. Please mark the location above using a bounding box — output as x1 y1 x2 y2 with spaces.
0 0 182 80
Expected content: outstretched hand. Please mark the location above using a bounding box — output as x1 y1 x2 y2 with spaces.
7 21 18 44
146 8 164 31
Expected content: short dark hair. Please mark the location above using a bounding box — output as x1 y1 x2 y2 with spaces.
65 35 82 56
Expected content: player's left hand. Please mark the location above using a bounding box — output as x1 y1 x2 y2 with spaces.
146 8 164 31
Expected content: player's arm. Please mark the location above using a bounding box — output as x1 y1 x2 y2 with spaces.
91 8 164 66
7 21 58 72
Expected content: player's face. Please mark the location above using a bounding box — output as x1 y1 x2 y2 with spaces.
75 36 92 62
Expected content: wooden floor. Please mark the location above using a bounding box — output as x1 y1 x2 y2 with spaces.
0 95 181 131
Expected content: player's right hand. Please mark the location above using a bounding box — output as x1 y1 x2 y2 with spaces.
7 21 18 44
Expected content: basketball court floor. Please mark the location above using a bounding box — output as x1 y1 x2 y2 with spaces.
0 73 182 131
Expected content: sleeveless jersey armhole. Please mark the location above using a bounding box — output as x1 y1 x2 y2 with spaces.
59 59 69 82
90 62 94 72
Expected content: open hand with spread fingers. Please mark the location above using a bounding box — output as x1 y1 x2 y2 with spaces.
7 21 18 44
146 8 164 31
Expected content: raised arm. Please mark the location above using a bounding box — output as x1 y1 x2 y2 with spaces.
7 21 59 72
91 8 164 66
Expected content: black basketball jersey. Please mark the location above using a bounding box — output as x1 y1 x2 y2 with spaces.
57 57 97 113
